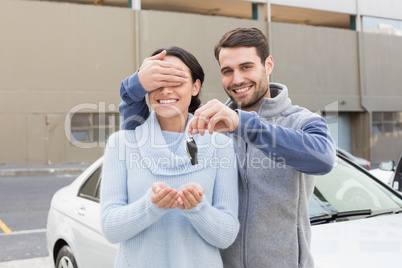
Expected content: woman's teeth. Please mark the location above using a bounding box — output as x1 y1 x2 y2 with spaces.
158 99 178 104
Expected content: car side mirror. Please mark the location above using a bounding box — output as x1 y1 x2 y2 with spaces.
392 181 400 192
379 160 395 171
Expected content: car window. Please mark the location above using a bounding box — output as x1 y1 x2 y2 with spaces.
79 167 101 202
95 168 102 200
310 156 402 220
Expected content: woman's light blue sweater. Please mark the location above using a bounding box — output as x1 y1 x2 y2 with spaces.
100 112 239 268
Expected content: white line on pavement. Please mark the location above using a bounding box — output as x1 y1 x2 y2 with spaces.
0 228 46 236
0 257 51 268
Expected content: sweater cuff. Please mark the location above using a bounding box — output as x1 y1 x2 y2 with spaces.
125 70 148 101
179 194 209 215
232 109 256 139
144 188 171 217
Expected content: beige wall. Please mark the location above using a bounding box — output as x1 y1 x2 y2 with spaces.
0 0 401 164
0 0 136 164
361 34 402 112
0 114 27 164
271 22 362 113
361 33 402 162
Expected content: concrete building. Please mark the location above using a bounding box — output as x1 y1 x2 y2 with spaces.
0 0 401 165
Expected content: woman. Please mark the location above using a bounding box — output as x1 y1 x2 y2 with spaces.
100 47 239 268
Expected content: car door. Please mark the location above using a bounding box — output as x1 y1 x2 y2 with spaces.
70 166 117 267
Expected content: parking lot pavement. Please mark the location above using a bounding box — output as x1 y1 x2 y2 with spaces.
0 163 89 176
0 165 83 268
0 257 51 268
0 164 86 268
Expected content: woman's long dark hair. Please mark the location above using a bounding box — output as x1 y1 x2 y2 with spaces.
152 47 204 114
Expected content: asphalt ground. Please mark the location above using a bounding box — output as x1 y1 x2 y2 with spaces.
0 164 89 268
0 257 51 268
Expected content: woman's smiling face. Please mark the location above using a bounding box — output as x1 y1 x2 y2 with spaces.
149 56 200 120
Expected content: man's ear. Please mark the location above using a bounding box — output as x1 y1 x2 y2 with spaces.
192 79 201 96
265 55 274 76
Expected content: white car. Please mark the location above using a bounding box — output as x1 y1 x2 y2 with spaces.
46 157 117 268
369 153 402 191
337 147 371 170
47 151 402 268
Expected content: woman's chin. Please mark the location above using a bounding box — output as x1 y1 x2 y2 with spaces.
155 109 188 120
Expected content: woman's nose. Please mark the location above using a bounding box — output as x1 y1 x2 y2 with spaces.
159 87 172 95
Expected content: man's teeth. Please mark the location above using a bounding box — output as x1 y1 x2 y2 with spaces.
234 87 250 93
159 99 178 104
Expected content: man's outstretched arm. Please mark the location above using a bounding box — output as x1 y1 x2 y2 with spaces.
119 71 150 130
187 99 336 175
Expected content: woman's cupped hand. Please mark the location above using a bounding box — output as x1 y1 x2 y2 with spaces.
151 182 204 210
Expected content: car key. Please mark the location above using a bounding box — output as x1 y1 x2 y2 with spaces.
185 134 198 165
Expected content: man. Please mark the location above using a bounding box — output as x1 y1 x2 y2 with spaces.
119 28 335 267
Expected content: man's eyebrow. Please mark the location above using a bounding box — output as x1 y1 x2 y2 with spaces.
220 61 256 73
221 62 255 69
220 66 231 73
239 61 255 66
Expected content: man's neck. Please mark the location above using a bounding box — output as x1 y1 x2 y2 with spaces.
240 87 271 112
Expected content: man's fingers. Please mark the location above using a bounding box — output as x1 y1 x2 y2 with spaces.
187 102 214 135
154 72 188 83
149 66 188 85
143 73 187 92
157 61 187 74
208 113 235 134
187 117 198 136
193 103 222 135
149 50 167 60
196 116 209 136
139 53 189 92
188 100 239 135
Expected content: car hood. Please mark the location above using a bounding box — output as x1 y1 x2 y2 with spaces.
311 213 402 268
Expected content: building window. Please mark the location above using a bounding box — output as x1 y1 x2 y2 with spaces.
372 112 402 135
362 16 402 36
70 113 119 144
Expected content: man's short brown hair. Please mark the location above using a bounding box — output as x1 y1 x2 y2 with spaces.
214 27 269 65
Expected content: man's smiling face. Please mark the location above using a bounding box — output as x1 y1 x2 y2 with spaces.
219 46 272 111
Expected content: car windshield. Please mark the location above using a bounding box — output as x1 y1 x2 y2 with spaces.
309 156 402 222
